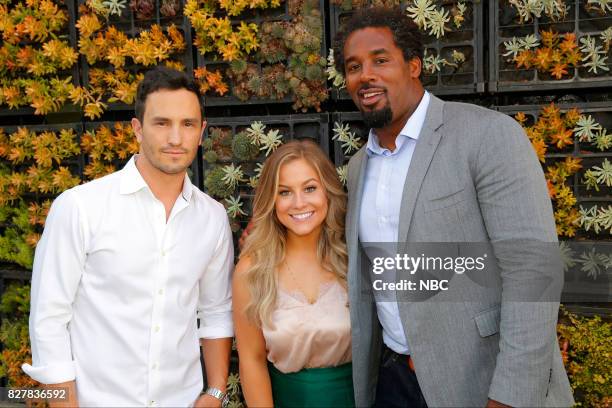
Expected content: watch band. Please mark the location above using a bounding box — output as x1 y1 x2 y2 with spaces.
204 387 225 400
203 387 229 407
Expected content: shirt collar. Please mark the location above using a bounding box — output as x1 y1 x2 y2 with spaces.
119 155 194 202
366 91 431 157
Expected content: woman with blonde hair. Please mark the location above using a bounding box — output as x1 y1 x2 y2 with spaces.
232 139 354 407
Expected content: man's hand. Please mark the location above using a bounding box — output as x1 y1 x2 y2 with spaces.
46 380 78 408
486 399 512 408
194 393 222 408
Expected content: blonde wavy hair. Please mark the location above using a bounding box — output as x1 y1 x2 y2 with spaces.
240 139 348 327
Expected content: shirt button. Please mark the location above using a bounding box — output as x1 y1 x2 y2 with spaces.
158 289 164 295
152 362 159 370
154 325 160 332
161 250 166 257
149 401 155 407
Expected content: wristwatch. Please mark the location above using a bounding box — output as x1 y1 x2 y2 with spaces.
203 387 229 408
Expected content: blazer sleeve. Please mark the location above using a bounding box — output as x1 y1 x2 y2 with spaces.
473 113 563 407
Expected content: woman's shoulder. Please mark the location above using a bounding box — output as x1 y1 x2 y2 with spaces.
234 255 254 280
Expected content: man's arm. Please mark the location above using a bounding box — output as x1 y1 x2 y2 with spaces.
195 338 232 407
194 213 234 407
22 190 87 404
474 113 562 407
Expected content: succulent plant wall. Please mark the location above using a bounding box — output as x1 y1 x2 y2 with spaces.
0 0 78 114
0 126 82 268
502 29 611 80
203 121 285 234
0 283 37 388
510 103 611 238
494 0 612 90
557 308 612 407
188 0 328 111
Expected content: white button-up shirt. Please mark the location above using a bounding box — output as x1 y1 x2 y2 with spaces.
22 156 234 407
359 91 430 355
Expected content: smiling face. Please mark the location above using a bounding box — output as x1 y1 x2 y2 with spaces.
343 27 424 135
131 88 205 177
274 158 328 241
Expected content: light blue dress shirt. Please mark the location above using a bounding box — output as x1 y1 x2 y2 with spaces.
358 91 430 355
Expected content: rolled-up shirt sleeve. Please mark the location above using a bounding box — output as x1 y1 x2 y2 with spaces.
22 190 88 384
197 213 234 339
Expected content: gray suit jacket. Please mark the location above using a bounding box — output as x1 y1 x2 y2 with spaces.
346 95 574 407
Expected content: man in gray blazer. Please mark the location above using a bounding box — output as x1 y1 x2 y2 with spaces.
333 7 574 408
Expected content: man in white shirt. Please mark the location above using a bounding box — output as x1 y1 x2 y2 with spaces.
22 67 234 407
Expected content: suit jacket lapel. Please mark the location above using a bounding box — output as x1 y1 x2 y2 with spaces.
397 95 445 243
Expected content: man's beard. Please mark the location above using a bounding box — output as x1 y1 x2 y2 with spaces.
360 106 393 129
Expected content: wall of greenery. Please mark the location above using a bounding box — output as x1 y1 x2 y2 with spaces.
0 0 610 405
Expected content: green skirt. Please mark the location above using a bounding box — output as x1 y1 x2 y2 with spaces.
268 362 355 408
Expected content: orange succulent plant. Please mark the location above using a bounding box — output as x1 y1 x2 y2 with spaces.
194 67 229 96
509 30 582 80
515 103 586 237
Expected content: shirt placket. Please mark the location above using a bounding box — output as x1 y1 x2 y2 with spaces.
146 199 171 407
377 154 393 242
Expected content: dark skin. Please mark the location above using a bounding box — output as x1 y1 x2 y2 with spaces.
343 27 512 408
343 27 424 151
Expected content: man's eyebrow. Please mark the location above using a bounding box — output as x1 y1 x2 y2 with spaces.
149 116 200 121
371 48 389 55
345 48 389 62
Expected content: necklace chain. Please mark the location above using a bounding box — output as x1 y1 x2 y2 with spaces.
284 260 317 304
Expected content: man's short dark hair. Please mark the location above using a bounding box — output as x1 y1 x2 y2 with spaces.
333 6 424 74
135 66 204 122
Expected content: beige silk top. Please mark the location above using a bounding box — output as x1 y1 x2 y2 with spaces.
262 280 352 373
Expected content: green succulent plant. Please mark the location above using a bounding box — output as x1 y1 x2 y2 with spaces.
232 131 259 161
205 166 234 198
